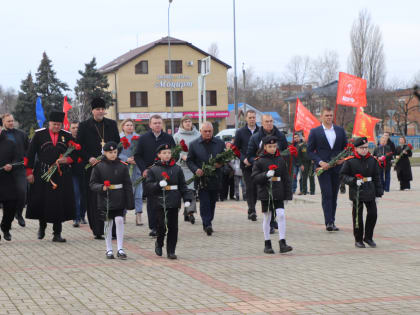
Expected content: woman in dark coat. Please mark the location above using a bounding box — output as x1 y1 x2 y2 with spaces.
394 136 413 191
373 136 393 192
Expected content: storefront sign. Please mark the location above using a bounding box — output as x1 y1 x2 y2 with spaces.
155 74 193 89
119 112 183 120
183 111 229 118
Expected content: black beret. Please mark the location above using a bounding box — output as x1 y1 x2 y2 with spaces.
353 137 368 147
156 143 171 155
103 141 118 152
49 111 65 123
262 135 278 145
91 97 106 110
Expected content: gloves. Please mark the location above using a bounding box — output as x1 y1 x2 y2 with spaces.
184 201 191 208
159 180 168 187
356 179 362 186
266 170 275 178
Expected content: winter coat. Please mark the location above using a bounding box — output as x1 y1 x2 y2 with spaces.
233 124 259 168
251 150 292 201
134 130 175 173
339 153 383 202
373 144 393 171
119 132 142 182
186 136 226 190
3 128 29 165
247 126 288 165
89 157 135 212
143 160 193 209
173 126 200 189
394 145 412 182
0 132 18 201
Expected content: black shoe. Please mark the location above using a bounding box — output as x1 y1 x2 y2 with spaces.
310 192 315 195
272 221 278 229
16 215 25 227
38 228 46 240
106 250 115 259
149 229 157 237
364 239 377 248
112 236 116 240
94 235 105 240
52 235 66 243
340 185 346 194
332 224 340 231
3 231 11 241
355 241 366 248
269 227 275 234
167 253 177 260
155 241 162 256
250 212 257 221
73 221 80 228
189 214 195 224
279 239 293 253
264 240 275 254
81 218 87 224
117 249 127 260
206 226 213 236
184 215 190 222
326 223 333 232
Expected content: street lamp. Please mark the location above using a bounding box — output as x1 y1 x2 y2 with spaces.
168 0 174 133
233 0 239 129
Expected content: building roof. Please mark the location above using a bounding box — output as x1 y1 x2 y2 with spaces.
99 36 231 74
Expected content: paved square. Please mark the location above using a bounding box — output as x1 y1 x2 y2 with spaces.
1 168 419 314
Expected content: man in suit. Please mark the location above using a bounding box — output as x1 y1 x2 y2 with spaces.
307 107 347 231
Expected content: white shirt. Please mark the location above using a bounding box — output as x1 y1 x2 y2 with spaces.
247 125 257 135
322 124 336 149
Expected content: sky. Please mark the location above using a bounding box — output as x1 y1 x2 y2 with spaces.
1 0 419 94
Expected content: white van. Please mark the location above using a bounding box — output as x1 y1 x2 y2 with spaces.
215 128 236 142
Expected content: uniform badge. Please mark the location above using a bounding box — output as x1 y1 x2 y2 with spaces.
61 136 65 143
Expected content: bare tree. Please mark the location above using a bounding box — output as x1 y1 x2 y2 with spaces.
310 50 340 86
208 42 220 58
348 9 386 88
394 90 420 136
284 55 311 85
0 86 18 114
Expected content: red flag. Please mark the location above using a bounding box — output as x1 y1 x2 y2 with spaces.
294 98 321 140
62 96 72 131
336 72 367 107
352 107 381 142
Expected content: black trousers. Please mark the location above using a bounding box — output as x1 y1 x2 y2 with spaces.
85 169 104 236
352 200 377 242
220 175 234 200
39 219 62 235
1 200 17 232
13 168 27 218
400 180 411 190
156 207 178 254
147 197 157 230
242 167 257 214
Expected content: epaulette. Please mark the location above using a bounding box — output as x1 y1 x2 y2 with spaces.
61 129 71 134
344 155 355 161
35 128 46 132
120 161 128 165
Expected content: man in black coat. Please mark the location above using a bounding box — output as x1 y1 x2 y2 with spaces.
0 117 18 241
134 114 175 236
187 122 225 236
2 113 29 227
234 109 259 221
76 98 120 239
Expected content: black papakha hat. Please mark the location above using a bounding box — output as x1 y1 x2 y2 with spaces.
91 97 106 110
49 111 65 123
103 141 118 152
353 137 368 147
262 135 278 145
156 143 171 155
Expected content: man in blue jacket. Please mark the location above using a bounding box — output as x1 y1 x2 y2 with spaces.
307 107 347 231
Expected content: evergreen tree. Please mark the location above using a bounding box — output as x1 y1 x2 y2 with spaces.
35 52 69 119
72 57 112 122
13 72 38 133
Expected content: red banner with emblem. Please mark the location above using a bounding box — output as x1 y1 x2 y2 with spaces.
294 98 321 140
336 72 367 107
62 96 72 130
352 107 381 142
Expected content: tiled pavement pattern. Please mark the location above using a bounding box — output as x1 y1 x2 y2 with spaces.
1 168 420 314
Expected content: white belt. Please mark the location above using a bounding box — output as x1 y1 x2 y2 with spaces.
109 184 123 190
362 177 372 182
271 177 281 182
164 185 178 191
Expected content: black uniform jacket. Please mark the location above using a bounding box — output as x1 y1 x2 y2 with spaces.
394 145 413 182
233 124 259 169
251 150 292 201
0 132 18 201
89 157 135 213
340 152 383 202
144 159 193 209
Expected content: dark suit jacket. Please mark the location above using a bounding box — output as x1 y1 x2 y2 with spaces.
307 125 347 168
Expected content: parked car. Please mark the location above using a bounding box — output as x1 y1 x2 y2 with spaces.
215 128 236 142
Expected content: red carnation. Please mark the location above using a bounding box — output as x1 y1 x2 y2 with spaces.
180 139 188 152
24 157 28 167
355 174 363 179
169 159 176 166
77 157 83 163
407 143 413 150
269 164 278 170
231 144 241 158
288 145 298 157
121 137 130 149
162 172 170 180
131 135 140 141
68 140 81 151
104 180 111 187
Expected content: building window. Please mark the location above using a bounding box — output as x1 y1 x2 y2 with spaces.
165 60 182 74
135 61 148 74
206 90 217 106
130 92 148 107
166 91 183 107
197 60 201 74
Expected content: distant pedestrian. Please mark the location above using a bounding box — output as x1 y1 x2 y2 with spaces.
394 136 413 191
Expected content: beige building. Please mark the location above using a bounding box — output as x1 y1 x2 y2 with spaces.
99 36 231 133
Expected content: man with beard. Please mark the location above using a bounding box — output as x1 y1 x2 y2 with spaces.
76 98 120 239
